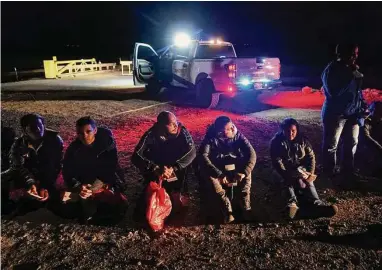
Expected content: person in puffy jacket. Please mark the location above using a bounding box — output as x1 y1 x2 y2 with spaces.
1 113 63 215
198 116 256 223
132 111 196 223
321 44 367 182
62 116 127 224
270 118 338 219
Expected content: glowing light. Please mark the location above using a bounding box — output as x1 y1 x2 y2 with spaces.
228 86 233 91
265 65 274 69
174 33 191 47
240 78 250 86
217 39 222 44
209 40 215 44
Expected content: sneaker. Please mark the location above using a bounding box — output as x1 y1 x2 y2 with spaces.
288 202 299 219
242 209 254 222
225 214 235 224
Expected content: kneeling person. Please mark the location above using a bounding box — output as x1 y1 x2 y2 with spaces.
270 118 338 219
198 116 256 223
62 117 127 223
132 111 196 223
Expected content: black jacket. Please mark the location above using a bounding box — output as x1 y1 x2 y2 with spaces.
8 129 63 190
270 132 315 180
63 127 122 191
199 125 256 178
131 123 196 175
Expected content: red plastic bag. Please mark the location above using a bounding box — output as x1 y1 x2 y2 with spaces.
146 180 172 232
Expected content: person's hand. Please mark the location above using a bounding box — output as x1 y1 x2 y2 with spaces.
163 166 174 180
306 174 317 183
39 188 49 202
219 176 228 185
80 184 93 199
27 184 38 196
233 173 245 183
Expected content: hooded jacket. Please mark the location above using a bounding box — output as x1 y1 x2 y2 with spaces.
131 123 196 175
321 60 366 119
8 129 63 190
63 127 121 191
270 130 315 181
199 124 256 178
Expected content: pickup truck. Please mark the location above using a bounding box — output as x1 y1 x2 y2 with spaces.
133 39 281 108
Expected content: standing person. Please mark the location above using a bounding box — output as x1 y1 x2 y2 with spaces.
1 114 63 215
131 111 196 226
321 44 367 184
198 116 256 223
270 118 338 219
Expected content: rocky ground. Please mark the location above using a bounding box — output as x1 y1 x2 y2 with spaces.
1 89 381 270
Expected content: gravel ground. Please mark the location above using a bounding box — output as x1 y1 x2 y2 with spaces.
1 90 381 270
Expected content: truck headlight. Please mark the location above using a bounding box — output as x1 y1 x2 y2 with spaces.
240 78 251 86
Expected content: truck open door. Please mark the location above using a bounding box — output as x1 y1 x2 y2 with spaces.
133 43 159 86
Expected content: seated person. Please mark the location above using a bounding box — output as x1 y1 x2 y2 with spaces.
1 114 63 215
198 116 256 224
131 111 196 223
62 116 127 224
359 101 382 176
270 118 338 219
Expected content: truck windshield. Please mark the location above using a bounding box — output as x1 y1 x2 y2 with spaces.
195 45 236 59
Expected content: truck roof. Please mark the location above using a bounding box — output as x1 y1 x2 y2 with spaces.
197 40 234 46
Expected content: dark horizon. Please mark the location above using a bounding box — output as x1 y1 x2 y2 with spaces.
2 1 382 72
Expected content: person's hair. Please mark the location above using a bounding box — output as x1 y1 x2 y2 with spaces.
335 43 358 59
20 113 45 130
280 118 300 133
157 111 175 125
214 116 232 131
76 116 96 129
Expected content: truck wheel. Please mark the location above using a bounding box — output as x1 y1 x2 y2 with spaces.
145 78 162 98
196 78 218 108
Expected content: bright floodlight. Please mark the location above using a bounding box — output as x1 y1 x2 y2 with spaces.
174 33 191 47
240 78 250 86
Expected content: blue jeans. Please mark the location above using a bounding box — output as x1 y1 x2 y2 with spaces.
322 115 359 174
272 171 322 206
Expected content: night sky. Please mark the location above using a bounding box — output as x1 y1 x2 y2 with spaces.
2 1 382 71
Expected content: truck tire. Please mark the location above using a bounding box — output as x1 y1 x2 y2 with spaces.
195 78 219 109
145 78 162 98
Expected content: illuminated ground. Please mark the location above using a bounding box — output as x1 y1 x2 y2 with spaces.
1 88 382 269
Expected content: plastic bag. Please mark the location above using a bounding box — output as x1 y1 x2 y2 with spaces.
146 180 172 232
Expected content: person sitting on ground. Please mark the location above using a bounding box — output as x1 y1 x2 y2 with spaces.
359 101 382 176
198 116 256 224
270 118 338 219
62 116 127 224
131 111 196 224
1 113 63 215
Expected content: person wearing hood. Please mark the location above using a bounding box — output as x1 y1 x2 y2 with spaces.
270 118 338 219
1 113 63 215
131 111 196 222
61 116 127 224
198 116 256 223
321 44 367 183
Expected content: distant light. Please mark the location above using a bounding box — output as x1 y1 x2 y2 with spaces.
265 65 274 69
217 39 222 44
174 33 191 47
240 78 250 86
228 86 233 92
209 40 215 44
259 78 271 82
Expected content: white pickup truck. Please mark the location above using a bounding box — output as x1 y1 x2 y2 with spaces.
133 39 281 108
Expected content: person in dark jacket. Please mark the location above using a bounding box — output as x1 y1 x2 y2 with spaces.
321 44 367 181
1 114 63 215
62 116 127 224
359 101 382 176
270 118 338 219
198 116 256 223
132 111 196 223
